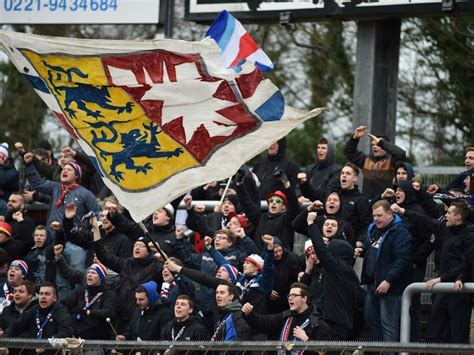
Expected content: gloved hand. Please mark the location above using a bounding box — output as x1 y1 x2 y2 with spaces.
234 169 246 184
234 166 250 185
273 169 288 184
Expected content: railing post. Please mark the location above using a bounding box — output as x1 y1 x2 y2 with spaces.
400 282 474 355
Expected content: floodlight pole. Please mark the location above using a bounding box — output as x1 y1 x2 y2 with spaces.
352 19 401 147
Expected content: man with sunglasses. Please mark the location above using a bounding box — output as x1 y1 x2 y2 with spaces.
236 167 299 251
242 282 331 341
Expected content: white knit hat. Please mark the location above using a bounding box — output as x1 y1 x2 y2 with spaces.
163 204 175 220
304 239 314 254
244 254 264 271
0 143 9 158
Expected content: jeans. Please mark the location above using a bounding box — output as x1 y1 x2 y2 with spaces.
56 241 87 300
364 284 401 355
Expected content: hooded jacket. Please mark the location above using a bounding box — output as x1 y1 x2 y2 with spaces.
24 244 56 286
361 215 413 295
252 138 300 200
301 141 341 198
339 187 371 244
308 224 360 336
395 180 433 268
123 301 172 340
291 205 356 246
268 238 300 314
344 136 406 198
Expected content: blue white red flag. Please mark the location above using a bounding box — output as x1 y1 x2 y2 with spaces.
0 30 324 221
206 10 274 72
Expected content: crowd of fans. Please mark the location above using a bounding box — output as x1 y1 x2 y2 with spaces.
0 125 473 354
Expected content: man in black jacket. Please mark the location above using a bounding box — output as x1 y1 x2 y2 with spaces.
117 281 171 341
393 201 474 343
92 216 163 333
4 282 74 346
252 137 300 200
0 280 37 334
299 137 341 202
267 237 300 314
24 225 56 287
59 258 119 340
4 192 35 248
339 163 371 247
242 282 331 341
161 295 209 342
307 212 360 340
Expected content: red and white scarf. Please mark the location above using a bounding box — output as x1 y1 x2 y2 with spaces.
55 183 79 206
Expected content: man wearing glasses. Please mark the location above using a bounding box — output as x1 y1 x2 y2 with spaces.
242 282 331 341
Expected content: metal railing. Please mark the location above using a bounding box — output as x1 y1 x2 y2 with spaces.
400 282 474 355
1 338 474 354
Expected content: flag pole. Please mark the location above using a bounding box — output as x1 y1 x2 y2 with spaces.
138 222 168 261
218 177 233 205
138 220 212 331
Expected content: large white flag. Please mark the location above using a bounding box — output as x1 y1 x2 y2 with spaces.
0 30 324 221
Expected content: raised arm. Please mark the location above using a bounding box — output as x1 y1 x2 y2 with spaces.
378 139 406 161
165 259 222 290
259 235 275 294
92 217 127 274
235 183 261 226
344 126 368 168
55 249 86 286
24 153 56 195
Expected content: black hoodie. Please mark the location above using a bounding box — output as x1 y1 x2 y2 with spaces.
301 140 341 199
308 224 360 338
396 180 434 268
252 138 300 200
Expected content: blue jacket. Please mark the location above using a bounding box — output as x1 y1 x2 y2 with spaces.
362 215 413 295
25 164 99 228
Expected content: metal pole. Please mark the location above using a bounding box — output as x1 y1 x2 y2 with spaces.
164 0 174 38
353 19 401 147
400 282 474 355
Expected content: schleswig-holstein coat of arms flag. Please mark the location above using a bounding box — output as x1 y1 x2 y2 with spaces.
0 30 325 222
